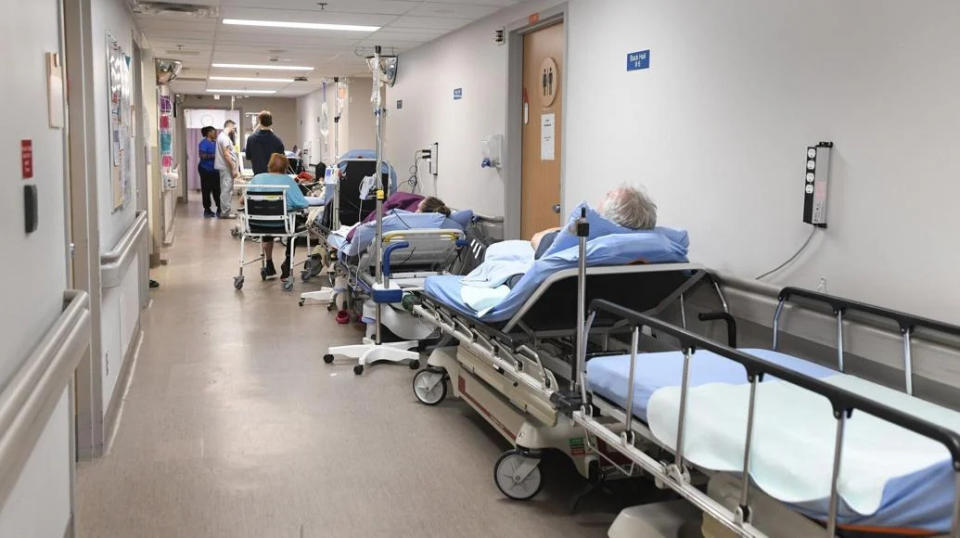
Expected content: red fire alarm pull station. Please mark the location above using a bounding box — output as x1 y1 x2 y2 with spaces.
21 140 33 179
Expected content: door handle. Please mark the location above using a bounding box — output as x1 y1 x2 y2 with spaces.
552 204 561 214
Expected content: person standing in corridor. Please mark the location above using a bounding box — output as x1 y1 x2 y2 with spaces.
198 126 220 217
214 119 240 218
244 110 285 175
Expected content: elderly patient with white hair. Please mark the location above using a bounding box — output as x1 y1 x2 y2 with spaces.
530 184 657 258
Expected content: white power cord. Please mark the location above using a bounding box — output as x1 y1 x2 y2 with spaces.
755 227 819 280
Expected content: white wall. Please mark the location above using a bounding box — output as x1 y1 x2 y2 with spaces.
179 95 300 150
564 0 960 323
0 0 71 533
384 0 560 215
346 77 376 152
92 0 140 251
297 77 377 166
0 390 71 538
91 0 147 417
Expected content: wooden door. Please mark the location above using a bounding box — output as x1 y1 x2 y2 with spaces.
521 21 564 239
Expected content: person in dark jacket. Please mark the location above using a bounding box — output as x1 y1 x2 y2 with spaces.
244 110 285 175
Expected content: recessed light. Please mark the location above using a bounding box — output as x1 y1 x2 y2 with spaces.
209 76 293 83
212 63 314 71
205 89 277 94
223 18 380 32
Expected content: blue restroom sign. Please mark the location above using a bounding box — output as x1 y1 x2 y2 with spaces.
626 50 650 71
453 88 463 100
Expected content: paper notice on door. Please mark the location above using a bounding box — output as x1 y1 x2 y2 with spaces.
540 113 555 161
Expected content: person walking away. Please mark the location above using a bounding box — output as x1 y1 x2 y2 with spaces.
214 119 240 218
244 110 285 175
198 126 220 217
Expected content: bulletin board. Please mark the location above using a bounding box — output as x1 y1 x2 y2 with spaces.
107 34 133 210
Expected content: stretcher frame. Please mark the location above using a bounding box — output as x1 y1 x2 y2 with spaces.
572 295 960 538
409 212 709 498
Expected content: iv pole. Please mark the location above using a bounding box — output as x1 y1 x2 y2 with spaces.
322 45 420 375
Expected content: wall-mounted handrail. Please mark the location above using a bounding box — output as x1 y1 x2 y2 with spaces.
100 210 147 288
0 290 90 509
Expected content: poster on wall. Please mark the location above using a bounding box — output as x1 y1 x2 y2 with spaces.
107 34 133 211
158 85 176 188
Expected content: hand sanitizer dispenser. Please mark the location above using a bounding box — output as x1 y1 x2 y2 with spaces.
481 134 503 169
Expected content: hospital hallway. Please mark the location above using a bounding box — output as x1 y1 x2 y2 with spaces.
72 196 618 538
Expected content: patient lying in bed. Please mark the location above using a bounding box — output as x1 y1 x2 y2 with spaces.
436 185 689 320
340 196 466 258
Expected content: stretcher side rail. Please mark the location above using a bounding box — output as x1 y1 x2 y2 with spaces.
775 287 960 394
584 297 960 538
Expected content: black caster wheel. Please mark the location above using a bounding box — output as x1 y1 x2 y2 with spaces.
494 450 543 501
408 359 421 370
323 354 334 364
233 276 244 290
353 364 364 375
412 368 446 405
299 298 305 307
326 302 336 312
260 267 268 281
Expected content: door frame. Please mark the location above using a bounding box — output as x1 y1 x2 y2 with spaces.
63 0 105 460
502 4 569 240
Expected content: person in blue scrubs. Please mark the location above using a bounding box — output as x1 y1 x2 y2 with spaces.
198 126 220 217
248 153 308 280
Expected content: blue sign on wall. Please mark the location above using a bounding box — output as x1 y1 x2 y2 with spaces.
453 88 463 100
626 50 650 71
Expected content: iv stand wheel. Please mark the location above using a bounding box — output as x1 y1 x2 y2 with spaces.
412 368 446 405
494 449 543 501
353 364 364 375
323 354 334 364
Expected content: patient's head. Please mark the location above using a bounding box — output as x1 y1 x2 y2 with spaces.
417 196 451 217
599 185 657 229
267 153 289 174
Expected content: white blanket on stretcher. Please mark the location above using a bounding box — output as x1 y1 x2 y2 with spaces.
646 374 960 516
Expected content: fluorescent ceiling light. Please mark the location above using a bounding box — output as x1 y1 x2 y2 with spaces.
212 63 313 71
223 18 380 32
209 76 293 83
206 89 277 94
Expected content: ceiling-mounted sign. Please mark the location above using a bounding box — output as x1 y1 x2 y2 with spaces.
540 57 559 107
453 88 462 100
627 49 651 71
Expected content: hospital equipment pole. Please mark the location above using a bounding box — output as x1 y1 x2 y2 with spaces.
835 309 845 372
902 326 914 395
574 208 589 393
737 374 760 524
373 47 385 346
826 411 847 536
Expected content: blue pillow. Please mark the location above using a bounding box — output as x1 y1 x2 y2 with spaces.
450 209 474 229
540 202 631 258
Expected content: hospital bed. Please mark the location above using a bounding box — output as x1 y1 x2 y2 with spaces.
572 287 960 537
299 151 398 284
406 208 706 499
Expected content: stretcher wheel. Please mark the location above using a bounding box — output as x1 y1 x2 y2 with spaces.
300 270 310 282
494 450 543 501
282 280 294 291
353 364 364 375
323 354 334 364
233 276 244 290
412 369 446 405
260 268 268 281
408 359 421 370
299 298 305 307
230 228 240 238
